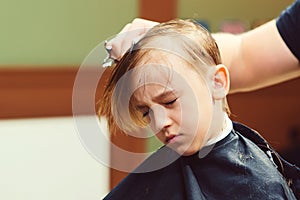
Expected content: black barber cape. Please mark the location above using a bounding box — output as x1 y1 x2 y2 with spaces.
104 123 299 200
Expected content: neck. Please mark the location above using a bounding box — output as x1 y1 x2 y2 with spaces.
204 100 231 146
205 114 232 146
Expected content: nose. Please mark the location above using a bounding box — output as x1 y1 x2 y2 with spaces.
149 104 172 134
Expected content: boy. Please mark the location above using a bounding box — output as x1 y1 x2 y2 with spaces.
99 19 297 199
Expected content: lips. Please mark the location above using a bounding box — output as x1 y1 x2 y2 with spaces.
166 134 178 144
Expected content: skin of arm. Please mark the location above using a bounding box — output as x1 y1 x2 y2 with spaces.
213 20 300 93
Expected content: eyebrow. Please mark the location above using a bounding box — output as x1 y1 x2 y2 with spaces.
135 89 176 110
153 90 176 101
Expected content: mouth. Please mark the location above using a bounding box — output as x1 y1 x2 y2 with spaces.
166 134 181 144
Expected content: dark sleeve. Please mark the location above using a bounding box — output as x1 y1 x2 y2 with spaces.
276 0 300 61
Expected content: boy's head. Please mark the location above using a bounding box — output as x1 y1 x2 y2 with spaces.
100 19 230 156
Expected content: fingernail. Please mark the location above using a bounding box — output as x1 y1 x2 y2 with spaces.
106 45 112 52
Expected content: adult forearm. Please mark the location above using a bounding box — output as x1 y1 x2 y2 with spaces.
213 20 300 94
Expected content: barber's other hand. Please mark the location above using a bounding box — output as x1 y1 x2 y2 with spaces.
106 18 159 61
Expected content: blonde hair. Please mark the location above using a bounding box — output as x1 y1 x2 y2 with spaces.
99 19 230 134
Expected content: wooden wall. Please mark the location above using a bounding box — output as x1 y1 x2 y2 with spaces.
1 0 299 191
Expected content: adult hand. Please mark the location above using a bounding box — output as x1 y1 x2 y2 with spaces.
106 18 159 61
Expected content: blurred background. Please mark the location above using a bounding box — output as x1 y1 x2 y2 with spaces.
0 0 299 199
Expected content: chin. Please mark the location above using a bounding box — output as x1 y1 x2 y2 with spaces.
182 150 198 156
176 146 199 156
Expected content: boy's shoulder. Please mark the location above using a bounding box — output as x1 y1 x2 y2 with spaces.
232 121 300 199
103 122 299 200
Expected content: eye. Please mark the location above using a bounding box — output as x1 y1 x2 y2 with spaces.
164 98 177 106
142 110 150 117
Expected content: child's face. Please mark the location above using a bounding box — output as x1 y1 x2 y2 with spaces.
131 53 216 156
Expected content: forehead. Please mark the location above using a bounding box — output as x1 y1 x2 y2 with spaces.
133 51 196 84
133 83 176 105
130 54 173 92
131 51 207 99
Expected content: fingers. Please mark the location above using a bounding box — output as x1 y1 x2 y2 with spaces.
106 18 159 61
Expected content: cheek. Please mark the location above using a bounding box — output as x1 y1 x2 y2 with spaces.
196 96 214 131
180 94 209 129
181 89 214 138
194 83 214 124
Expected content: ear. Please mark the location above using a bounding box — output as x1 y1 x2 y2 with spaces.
211 64 230 100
